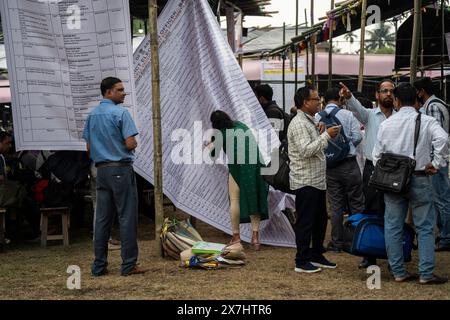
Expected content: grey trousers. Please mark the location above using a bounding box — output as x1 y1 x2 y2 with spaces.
327 157 365 246
92 165 138 275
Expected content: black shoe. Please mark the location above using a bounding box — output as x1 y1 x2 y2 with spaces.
435 243 450 252
326 242 343 253
419 275 448 285
358 258 377 269
92 269 108 277
311 256 337 269
294 262 322 273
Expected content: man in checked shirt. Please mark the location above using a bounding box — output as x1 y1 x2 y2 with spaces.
414 77 450 252
288 85 340 273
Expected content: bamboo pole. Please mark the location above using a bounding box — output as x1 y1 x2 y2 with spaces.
358 0 368 92
328 0 335 89
149 0 164 255
305 9 310 81
311 0 316 87
283 22 286 111
441 0 446 100
295 0 299 91
410 0 422 84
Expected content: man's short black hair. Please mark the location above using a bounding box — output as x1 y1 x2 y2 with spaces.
254 84 273 101
393 83 417 106
294 85 316 108
0 131 11 143
324 87 341 104
376 79 395 92
413 77 434 95
353 92 373 109
100 77 122 96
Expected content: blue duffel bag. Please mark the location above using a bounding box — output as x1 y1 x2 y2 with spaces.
343 213 416 262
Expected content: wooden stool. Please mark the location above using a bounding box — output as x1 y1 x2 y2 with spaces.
0 208 6 252
40 207 70 247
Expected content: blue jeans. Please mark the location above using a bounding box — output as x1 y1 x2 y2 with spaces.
92 165 138 275
431 166 450 246
384 176 436 280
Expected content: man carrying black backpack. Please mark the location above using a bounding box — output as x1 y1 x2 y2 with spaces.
255 84 290 141
316 88 364 253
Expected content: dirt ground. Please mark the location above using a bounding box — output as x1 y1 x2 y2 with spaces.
1 209 449 300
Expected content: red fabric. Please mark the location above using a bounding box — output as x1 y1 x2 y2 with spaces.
33 180 49 203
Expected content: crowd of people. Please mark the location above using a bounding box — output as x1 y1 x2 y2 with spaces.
2 76 450 285
250 79 449 285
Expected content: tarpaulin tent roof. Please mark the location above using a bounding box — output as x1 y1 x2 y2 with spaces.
263 0 438 57
130 0 274 19
243 53 443 81
292 0 438 44
395 7 450 70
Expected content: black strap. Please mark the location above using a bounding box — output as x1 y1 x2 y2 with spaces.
413 113 421 158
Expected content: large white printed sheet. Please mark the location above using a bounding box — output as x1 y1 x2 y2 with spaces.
133 0 296 247
0 0 136 150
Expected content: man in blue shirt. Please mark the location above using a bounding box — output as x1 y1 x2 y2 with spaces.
83 77 146 276
340 80 396 268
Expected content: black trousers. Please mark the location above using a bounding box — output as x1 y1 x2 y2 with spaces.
294 186 328 265
362 160 385 216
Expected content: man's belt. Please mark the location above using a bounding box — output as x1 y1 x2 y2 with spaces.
95 161 132 168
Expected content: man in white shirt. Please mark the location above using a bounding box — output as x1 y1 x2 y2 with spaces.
373 83 448 285
414 77 450 252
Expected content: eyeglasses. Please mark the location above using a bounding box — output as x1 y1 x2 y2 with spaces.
378 89 394 94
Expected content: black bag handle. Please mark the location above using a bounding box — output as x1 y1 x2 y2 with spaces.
413 113 421 158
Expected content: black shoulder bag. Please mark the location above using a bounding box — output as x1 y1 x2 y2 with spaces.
368 113 421 194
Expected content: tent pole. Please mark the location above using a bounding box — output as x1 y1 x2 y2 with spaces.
311 0 316 87
441 0 446 100
328 0 335 89
295 0 299 91
410 0 422 84
283 23 286 112
305 9 310 81
358 0 368 92
149 0 164 255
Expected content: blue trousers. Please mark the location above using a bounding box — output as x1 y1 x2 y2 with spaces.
92 165 138 275
431 166 450 246
384 176 436 280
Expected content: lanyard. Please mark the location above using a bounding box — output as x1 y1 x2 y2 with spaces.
302 112 319 134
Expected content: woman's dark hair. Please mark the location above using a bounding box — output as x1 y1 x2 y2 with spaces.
210 110 234 130
100 77 122 96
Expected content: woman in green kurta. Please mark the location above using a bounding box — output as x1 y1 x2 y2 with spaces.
210 110 269 250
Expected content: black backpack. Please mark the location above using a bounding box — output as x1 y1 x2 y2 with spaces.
261 140 294 195
265 104 291 142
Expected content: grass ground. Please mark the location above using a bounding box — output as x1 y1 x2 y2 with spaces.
0 210 449 300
